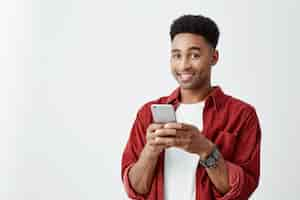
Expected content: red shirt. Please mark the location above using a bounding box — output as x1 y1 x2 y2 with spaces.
121 86 261 200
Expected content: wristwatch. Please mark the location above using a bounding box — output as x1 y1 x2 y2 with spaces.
199 146 220 168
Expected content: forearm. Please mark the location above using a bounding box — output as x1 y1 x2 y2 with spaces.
206 155 230 194
203 149 259 199
128 146 159 195
198 141 230 195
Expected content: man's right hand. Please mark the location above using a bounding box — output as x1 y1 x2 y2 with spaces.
144 123 177 158
127 123 177 195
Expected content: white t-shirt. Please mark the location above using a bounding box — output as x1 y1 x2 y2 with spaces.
164 101 205 200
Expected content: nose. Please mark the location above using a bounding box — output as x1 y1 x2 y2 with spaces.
178 57 192 71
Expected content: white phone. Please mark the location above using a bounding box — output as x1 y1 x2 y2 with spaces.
151 104 176 123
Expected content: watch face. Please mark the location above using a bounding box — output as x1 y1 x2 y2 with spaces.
207 158 215 166
200 147 219 168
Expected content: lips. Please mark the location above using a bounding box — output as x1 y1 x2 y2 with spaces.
177 73 194 82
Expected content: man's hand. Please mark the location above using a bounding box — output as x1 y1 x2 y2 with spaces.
127 123 174 195
144 123 176 158
137 122 229 195
161 123 230 194
153 122 215 159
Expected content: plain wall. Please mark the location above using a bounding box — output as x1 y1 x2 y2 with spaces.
1 0 300 199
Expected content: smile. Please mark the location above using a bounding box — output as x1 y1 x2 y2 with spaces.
177 73 194 82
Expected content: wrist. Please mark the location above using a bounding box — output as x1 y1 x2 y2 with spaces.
142 144 161 160
199 145 220 168
199 141 215 160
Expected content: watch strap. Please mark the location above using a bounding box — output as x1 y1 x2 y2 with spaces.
199 145 220 168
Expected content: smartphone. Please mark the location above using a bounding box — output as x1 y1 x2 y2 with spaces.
151 104 176 123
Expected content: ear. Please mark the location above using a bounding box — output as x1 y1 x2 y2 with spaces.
211 49 219 66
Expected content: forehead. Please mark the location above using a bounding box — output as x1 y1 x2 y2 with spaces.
171 33 210 51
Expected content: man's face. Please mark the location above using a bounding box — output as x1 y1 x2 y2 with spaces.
170 33 218 90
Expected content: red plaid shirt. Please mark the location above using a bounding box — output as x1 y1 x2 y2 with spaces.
121 86 261 200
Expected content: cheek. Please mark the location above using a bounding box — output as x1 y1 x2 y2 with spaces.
196 55 211 65
170 62 179 73
170 65 176 73
170 59 179 67
192 58 208 65
192 59 211 71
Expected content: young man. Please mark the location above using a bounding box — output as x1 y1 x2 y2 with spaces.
121 14 261 200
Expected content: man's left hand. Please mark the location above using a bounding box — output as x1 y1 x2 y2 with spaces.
163 122 215 159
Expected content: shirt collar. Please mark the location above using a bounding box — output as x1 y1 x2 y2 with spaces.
166 85 227 111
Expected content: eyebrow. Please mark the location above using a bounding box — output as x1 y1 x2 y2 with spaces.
171 46 201 53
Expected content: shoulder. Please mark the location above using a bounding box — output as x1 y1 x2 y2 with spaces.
220 93 261 138
225 95 258 120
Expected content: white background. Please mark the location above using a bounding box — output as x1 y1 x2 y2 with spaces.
1 0 300 199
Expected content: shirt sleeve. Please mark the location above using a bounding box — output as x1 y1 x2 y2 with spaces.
212 108 261 200
121 110 148 200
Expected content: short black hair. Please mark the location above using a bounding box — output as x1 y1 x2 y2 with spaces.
170 14 220 48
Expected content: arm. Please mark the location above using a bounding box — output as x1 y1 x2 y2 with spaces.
163 108 261 199
121 112 173 198
128 123 177 194
202 146 231 195
210 109 261 200
128 145 160 194
162 122 231 194
121 113 148 199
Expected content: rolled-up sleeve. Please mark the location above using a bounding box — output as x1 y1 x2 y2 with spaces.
121 110 147 199
213 109 261 200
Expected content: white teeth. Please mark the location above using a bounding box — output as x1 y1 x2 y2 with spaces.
179 73 193 81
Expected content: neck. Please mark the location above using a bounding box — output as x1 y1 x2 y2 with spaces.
180 84 213 104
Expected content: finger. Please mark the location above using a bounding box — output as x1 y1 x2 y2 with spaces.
172 129 194 138
163 122 182 129
154 128 177 137
146 132 157 141
147 123 165 133
153 137 178 146
173 138 191 147
147 128 176 144
148 141 169 149
164 122 190 130
147 129 174 141
154 136 191 147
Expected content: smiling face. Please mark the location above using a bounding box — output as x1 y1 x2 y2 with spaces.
170 33 219 90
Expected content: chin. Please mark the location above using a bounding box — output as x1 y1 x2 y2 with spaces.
178 80 204 90
179 82 197 90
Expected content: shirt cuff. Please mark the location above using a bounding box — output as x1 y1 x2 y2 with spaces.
122 163 145 200
212 161 244 200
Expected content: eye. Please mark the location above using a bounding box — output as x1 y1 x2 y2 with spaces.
190 53 200 59
172 53 181 60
